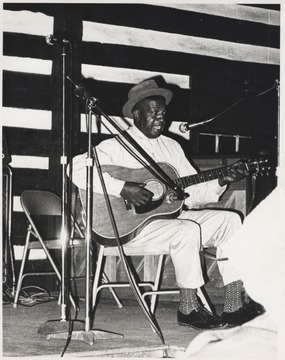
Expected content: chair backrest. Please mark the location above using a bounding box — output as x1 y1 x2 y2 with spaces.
20 190 62 216
21 190 85 240
20 190 64 240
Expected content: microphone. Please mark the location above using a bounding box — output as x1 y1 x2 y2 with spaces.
45 34 70 46
179 118 214 133
67 76 92 99
179 122 201 133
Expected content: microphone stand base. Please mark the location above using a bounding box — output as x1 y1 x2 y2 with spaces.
38 320 123 345
38 319 85 335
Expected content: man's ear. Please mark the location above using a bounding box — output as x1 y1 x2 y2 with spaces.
133 109 140 120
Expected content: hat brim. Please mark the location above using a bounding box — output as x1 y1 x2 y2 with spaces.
122 88 173 119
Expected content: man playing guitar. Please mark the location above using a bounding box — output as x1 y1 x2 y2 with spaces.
71 78 264 330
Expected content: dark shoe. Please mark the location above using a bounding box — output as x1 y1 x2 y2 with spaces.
244 299 265 317
178 307 228 330
221 308 249 327
221 303 264 327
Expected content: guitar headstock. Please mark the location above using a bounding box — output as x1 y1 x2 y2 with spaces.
244 157 272 176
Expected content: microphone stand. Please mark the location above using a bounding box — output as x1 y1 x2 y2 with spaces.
275 79 283 187
80 97 123 343
38 41 86 339
46 91 123 345
59 39 69 324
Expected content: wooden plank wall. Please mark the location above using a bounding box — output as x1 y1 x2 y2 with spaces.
2 3 280 251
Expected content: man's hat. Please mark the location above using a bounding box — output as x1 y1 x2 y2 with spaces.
122 79 173 119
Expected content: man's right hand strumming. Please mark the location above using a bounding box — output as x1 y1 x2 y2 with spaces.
120 182 153 207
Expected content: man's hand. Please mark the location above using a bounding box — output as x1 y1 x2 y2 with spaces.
120 181 153 207
218 161 249 187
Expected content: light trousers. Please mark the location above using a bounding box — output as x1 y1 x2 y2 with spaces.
125 209 242 289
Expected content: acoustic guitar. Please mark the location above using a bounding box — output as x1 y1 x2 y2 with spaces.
79 159 269 246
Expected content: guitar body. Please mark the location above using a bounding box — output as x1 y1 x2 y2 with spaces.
79 162 184 246
78 157 269 246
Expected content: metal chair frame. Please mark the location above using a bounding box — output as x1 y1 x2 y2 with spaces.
13 190 85 308
92 244 211 314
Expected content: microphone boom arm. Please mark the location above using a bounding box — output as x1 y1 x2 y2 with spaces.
181 82 278 132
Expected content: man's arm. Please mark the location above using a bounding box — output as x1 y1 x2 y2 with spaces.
183 160 248 209
218 160 249 187
70 151 125 196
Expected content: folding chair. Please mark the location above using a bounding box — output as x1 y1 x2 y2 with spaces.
13 190 85 308
92 243 212 315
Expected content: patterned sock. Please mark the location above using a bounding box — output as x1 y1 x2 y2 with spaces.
179 288 200 315
223 280 243 313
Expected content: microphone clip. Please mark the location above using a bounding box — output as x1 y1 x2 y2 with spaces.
67 76 92 100
88 97 100 110
45 34 70 46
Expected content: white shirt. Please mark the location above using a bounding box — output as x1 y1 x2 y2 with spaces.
71 125 226 209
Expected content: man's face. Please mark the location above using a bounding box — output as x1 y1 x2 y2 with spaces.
133 97 167 139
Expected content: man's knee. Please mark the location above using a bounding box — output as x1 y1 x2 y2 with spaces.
179 219 202 235
224 211 243 230
170 220 201 249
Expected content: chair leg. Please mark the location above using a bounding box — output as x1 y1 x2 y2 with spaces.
101 272 123 309
143 253 212 314
150 254 164 314
92 245 105 308
92 246 124 309
37 236 79 309
13 228 31 308
37 239 61 280
197 287 212 313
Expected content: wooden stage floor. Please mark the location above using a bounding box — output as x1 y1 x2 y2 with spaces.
3 296 221 358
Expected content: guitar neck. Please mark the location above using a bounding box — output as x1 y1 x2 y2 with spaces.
175 165 231 189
